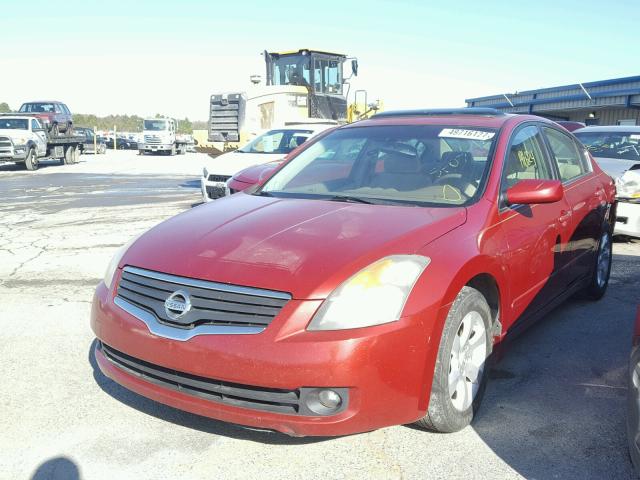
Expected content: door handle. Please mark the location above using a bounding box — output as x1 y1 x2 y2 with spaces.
559 209 572 224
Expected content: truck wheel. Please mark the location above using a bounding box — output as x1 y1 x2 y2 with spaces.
170 145 176 156
52 123 60 137
66 123 73 136
64 146 76 165
25 147 39 170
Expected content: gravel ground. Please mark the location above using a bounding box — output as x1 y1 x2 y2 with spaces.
1 150 639 480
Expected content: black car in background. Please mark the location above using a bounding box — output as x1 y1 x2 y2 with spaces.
104 137 138 150
75 127 106 154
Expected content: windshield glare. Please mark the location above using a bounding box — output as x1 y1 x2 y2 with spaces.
0 119 28 130
575 131 640 161
144 120 167 131
239 129 314 154
260 125 497 206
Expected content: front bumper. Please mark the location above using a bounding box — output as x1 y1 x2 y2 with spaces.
614 200 640 238
91 279 437 436
142 144 172 152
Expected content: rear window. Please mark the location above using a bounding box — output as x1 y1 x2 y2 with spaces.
19 103 56 113
260 125 497 207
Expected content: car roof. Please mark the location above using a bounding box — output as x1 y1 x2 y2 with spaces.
574 125 640 133
21 100 65 105
348 110 522 129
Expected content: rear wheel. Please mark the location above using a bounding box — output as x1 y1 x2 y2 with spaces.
414 286 492 433
25 147 38 171
64 146 77 165
66 123 73 136
52 123 60 137
585 227 612 300
170 144 176 156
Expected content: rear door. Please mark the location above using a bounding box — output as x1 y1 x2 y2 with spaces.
542 126 603 282
498 124 574 327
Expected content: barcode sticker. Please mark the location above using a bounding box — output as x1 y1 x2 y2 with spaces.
439 128 495 141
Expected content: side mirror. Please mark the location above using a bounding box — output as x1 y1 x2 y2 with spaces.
506 179 564 205
351 59 358 77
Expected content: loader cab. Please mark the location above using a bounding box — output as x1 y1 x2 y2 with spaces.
265 49 351 121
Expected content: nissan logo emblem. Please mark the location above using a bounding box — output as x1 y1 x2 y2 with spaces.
164 290 192 320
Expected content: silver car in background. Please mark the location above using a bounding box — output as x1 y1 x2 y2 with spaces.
575 126 640 238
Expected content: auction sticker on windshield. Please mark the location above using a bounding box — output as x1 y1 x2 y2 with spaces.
438 128 495 141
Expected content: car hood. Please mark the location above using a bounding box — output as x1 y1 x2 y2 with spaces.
122 194 467 299
0 129 32 138
593 156 640 179
203 152 286 177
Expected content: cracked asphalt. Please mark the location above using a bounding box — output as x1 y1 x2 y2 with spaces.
1 150 639 480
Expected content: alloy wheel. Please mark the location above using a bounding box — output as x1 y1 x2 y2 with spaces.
448 311 487 411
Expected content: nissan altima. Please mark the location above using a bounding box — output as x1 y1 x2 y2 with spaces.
91 108 616 436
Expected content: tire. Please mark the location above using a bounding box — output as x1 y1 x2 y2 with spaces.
52 123 59 137
25 147 38 171
414 286 492 433
64 146 76 165
170 144 176 156
585 226 612 300
66 123 73 136
99 144 106 155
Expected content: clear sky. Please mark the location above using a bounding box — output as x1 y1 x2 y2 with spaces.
2 0 638 120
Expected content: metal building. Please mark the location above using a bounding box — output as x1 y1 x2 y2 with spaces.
466 75 640 126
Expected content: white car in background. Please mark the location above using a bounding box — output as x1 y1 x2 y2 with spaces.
201 124 334 201
575 126 640 238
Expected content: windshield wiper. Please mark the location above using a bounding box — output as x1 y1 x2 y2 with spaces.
328 195 375 204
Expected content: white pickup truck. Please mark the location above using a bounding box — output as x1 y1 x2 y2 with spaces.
0 115 84 170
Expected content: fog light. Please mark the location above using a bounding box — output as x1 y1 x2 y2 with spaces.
318 389 342 409
300 387 348 416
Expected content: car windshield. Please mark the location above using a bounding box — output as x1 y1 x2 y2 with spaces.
238 129 314 154
144 120 167 131
575 131 640 161
19 103 55 113
0 119 28 130
259 125 497 207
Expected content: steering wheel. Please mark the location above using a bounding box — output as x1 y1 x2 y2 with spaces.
430 151 471 179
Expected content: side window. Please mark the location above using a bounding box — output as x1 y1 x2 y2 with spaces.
543 127 587 182
503 125 553 191
31 119 40 130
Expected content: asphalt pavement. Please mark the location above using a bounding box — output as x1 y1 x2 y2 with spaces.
1 150 639 480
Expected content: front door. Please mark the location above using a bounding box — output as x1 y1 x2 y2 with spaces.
498 124 574 329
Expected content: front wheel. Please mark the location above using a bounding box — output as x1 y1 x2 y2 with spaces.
25 147 38 170
414 286 492 433
585 227 612 300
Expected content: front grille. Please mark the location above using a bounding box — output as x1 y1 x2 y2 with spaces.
99 342 302 414
0 136 12 154
206 185 226 199
144 135 162 144
207 174 231 183
116 266 290 330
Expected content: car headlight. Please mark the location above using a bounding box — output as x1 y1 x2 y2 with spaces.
616 168 640 199
103 234 142 289
307 255 430 331
14 136 28 145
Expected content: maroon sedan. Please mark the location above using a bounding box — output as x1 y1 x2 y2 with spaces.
92 108 615 436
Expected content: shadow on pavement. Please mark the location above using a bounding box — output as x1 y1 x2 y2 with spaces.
470 252 640 479
87 339 333 446
31 456 80 480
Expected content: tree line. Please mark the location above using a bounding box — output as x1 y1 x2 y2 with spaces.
0 102 206 133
